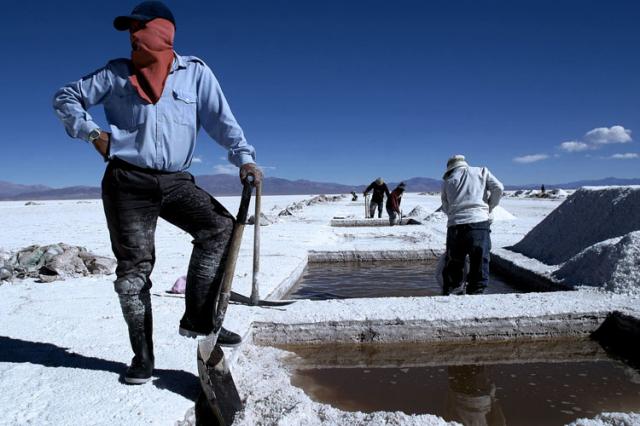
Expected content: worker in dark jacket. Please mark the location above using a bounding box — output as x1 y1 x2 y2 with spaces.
363 177 390 218
386 182 406 225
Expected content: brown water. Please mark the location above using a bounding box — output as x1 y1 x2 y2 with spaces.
284 260 522 300
281 339 640 426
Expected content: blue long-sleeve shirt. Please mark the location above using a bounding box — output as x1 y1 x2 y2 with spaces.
53 53 255 171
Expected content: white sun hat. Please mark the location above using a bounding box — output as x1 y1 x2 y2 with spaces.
444 154 469 177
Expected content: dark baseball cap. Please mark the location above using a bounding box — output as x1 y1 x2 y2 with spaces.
113 1 176 31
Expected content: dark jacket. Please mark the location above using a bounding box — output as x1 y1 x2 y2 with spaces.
386 188 404 213
364 181 390 203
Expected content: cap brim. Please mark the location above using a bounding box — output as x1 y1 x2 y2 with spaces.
113 14 153 31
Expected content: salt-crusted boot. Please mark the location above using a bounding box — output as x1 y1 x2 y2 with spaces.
119 293 154 384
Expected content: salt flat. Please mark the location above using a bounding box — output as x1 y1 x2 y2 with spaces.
1 193 638 425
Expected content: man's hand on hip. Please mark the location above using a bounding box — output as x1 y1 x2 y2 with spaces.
239 163 263 185
92 131 110 161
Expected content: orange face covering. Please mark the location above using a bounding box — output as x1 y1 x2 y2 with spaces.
129 18 175 104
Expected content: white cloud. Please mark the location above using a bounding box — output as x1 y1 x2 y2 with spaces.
584 125 632 145
559 126 633 155
191 156 203 164
559 141 590 152
607 153 639 160
513 154 549 164
213 164 238 174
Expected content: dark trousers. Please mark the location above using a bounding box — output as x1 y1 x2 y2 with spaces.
386 206 399 225
442 221 491 295
369 200 383 218
101 159 234 329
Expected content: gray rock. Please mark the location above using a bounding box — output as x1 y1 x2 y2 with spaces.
38 245 89 280
2 243 116 283
0 266 13 281
42 244 65 263
78 252 117 275
13 245 46 277
248 213 275 226
278 208 294 217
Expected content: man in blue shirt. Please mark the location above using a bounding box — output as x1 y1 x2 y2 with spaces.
53 1 262 384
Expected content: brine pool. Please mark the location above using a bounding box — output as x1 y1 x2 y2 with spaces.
285 260 525 300
278 338 640 426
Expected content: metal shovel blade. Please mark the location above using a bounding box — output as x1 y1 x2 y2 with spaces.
196 345 242 425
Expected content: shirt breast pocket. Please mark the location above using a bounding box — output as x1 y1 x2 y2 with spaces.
107 93 145 131
171 90 198 126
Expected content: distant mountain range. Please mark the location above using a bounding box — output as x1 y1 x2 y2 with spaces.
504 177 640 190
1 176 639 201
0 181 50 198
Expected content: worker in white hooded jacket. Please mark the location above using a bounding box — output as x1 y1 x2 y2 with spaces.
441 155 504 295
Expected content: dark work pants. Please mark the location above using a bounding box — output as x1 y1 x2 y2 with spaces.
386 206 399 225
442 221 491 295
369 200 383 218
101 159 234 333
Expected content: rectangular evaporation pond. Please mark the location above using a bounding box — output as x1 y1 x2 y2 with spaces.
284 260 522 300
278 338 640 426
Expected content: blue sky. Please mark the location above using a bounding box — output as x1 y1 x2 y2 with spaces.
1 0 639 187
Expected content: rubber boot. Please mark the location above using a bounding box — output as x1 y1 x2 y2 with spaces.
119 292 154 385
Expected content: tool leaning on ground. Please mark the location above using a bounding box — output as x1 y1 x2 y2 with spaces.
195 179 253 425
159 179 294 307
196 178 296 425
244 180 296 307
364 193 370 218
250 181 261 306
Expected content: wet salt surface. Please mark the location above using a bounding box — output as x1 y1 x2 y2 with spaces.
280 339 640 426
285 260 523 300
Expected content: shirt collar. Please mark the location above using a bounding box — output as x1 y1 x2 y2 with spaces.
171 53 187 73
